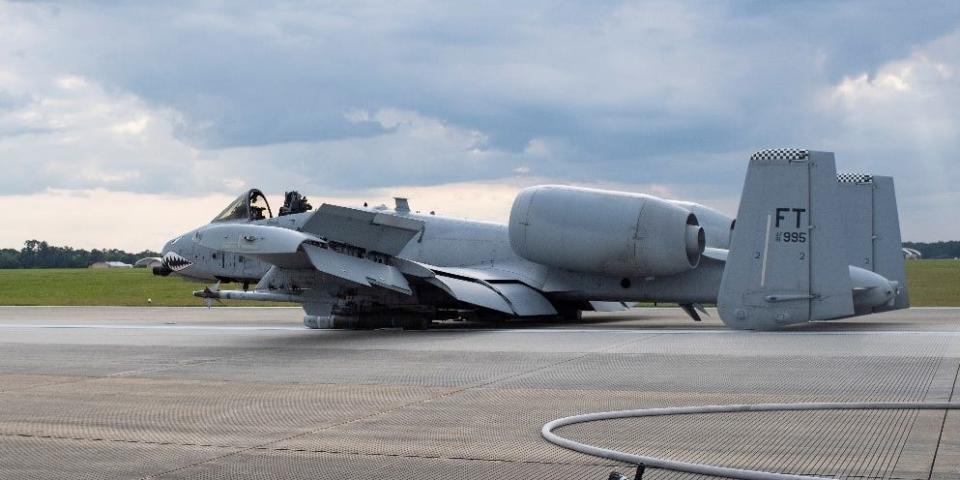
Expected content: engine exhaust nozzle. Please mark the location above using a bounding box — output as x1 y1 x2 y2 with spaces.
685 223 706 267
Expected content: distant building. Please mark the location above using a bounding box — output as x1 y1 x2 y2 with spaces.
89 261 134 269
134 257 163 269
902 247 922 260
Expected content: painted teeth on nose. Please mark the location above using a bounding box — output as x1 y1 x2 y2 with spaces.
163 252 193 272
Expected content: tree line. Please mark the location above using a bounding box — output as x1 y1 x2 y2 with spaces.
903 241 960 259
0 239 956 269
0 240 161 269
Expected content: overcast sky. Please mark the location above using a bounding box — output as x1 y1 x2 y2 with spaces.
1 1 959 250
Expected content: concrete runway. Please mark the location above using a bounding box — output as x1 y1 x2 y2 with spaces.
0 307 957 479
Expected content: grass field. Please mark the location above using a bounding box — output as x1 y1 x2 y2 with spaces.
0 268 285 307
904 259 960 307
0 260 957 307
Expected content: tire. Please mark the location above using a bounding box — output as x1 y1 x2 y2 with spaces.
400 315 430 330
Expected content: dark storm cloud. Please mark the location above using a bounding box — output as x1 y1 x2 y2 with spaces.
23 1 957 152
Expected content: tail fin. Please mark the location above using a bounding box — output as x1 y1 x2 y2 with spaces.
718 149 855 329
836 174 910 312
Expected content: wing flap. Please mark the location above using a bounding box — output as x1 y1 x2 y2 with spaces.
427 276 514 314
423 263 557 316
303 244 412 295
493 282 557 316
429 263 548 287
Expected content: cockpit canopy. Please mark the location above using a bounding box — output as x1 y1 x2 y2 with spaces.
212 189 273 223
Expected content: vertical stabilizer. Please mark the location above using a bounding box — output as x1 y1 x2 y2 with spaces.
837 175 909 312
718 149 854 329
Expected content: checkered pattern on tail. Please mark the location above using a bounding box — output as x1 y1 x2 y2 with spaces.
749 148 809 161
837 173 874 183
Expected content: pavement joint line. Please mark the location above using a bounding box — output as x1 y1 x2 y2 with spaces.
926 359 960 480
249 446 618 468
0 343 263 397
137 332 651 479
1 431 240 449
888 355 948 475
105 357 225 378
465 332 661 389
0 376 99 396
0 430 618 468
0 356 232 396
5 308 958 478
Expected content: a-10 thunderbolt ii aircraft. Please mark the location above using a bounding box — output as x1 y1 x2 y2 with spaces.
154 149 908 330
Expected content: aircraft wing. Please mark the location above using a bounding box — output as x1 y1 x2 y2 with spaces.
301 204 424 256
394 259 557 316
303 243 412 295
197 223 415 294
426 274 556 316
195 223 557 316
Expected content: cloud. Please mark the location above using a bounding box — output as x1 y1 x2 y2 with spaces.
816 30 960 240
0 189 236 251
0 69 209 194
0 176 708 251
0 1 959 245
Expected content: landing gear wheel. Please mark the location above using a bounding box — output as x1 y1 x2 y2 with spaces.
400 315 430 330
556 308 582 323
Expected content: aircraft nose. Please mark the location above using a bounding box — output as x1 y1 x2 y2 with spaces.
154 235 193 276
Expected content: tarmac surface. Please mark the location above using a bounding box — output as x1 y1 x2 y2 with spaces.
0 306 957 480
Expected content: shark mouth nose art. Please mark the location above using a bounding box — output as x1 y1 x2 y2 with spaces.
162 252 193 272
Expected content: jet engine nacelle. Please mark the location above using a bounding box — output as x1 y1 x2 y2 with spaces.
668 200 735 249
508 185 705 277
